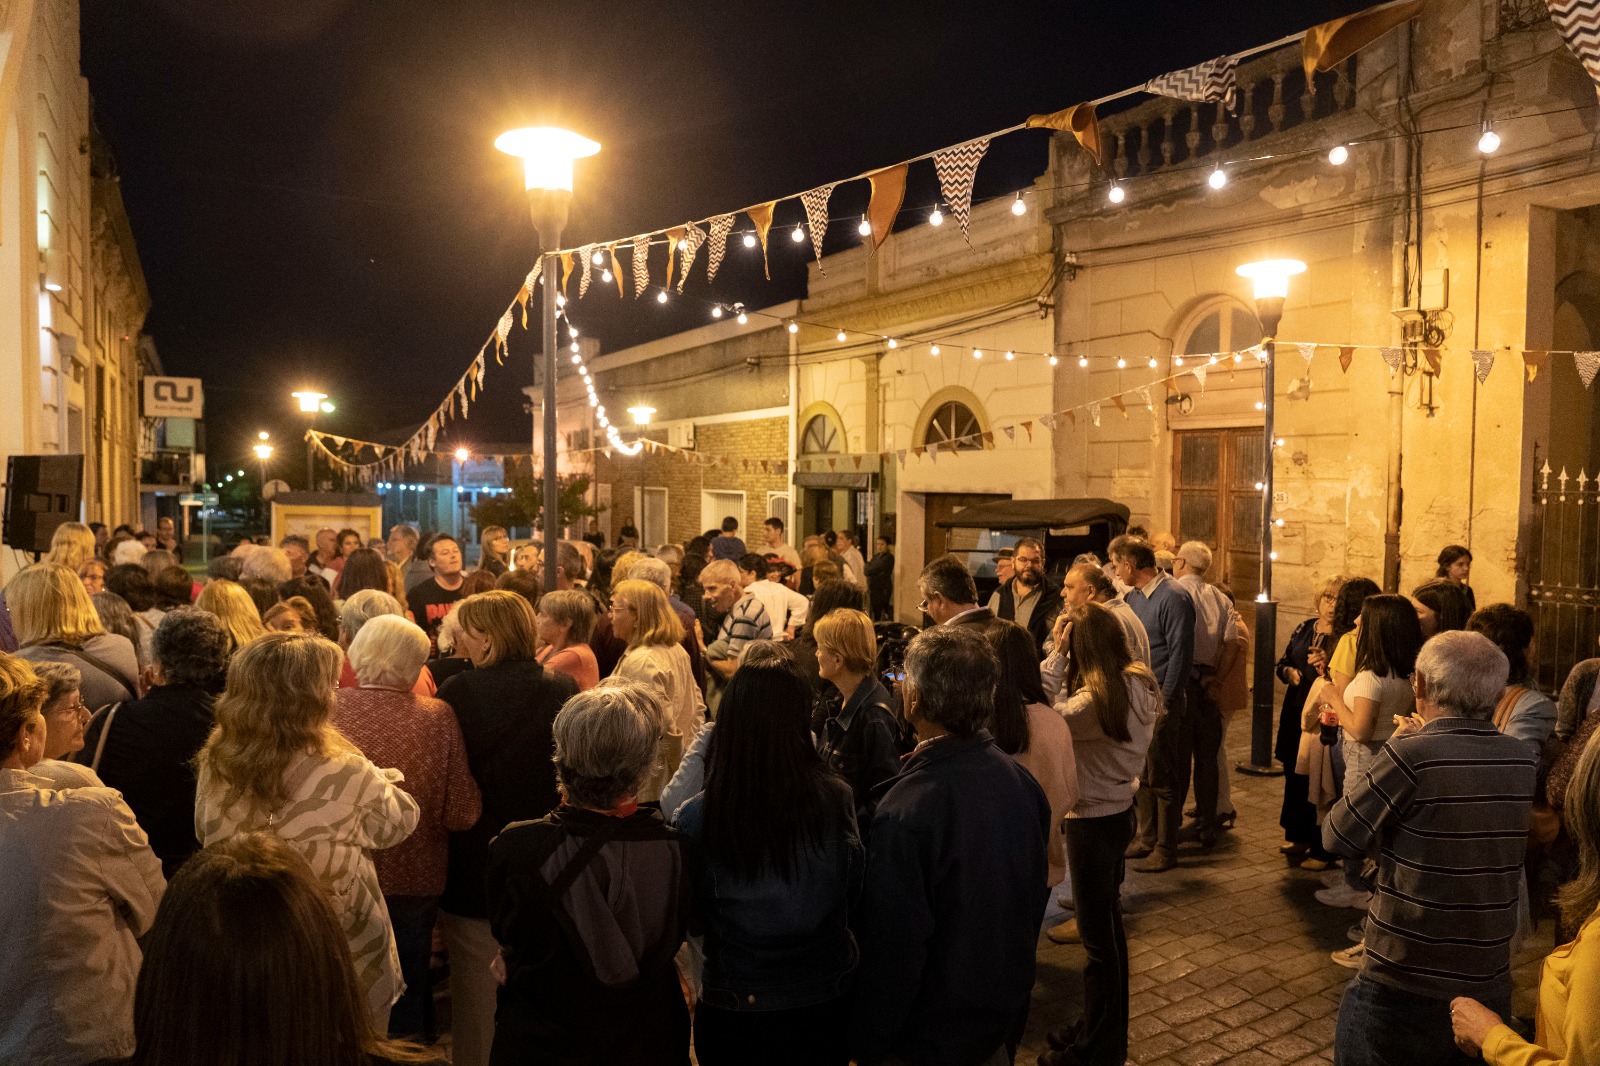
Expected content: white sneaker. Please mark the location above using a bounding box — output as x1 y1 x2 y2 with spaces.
1314 884 1374 909
1331 941 1365 968
1321 869 1346 888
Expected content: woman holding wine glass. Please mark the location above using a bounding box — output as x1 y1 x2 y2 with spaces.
1276 575 1343 869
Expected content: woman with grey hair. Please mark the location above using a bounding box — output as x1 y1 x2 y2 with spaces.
28 661 102 789
76 606 232 876
486 680 692 1065
337 588 436 695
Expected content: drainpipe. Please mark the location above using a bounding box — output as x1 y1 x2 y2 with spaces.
1384 25 1414 594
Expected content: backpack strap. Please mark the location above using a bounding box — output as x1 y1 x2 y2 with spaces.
88 702 123 772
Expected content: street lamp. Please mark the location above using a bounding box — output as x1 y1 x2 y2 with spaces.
292 390 328 492
1235 257 1305 775
496 125 601 593
253 441 274 530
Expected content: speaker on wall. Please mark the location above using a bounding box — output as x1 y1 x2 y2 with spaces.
2 454 85 554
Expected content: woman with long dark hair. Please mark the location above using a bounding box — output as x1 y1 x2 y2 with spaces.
1436 544 1476 615
673 656 862 1066
1039 604 1160 1066
1468 603 1559 754
1314 594 1422 918
1316 576 1381 692
987 619 1077 889
126 832 440 1066
338 547 395 601
1410 577 1471 638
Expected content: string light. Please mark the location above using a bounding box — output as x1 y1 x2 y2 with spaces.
787 321 799 334
929 205 944 227
570 353 582 365
711 305 723 319
1004 349 1015 361
972 348 983 359
930 345 941 356
601 268 613 283
656 290 668 304
1108 181 1126 204
886 338 898 349
1147 357 1158 368
736 305 748 324
1116 357 1127 369
1010 192 1026 216
568 326 579 337
1174 355 1184 366
1078 356 1089 368
1478 121 1501 154
857 215 872 236
570 341 580 353
1233 352 1244 363
837 330 848 342
790 224 805 243
591 250 605 265
1208 165 1228 190
1048 355 1059 366
555 293 566 308
1328 144 1349 165
743 232 757 248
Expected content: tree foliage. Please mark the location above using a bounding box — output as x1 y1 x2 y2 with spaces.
467 472 602 535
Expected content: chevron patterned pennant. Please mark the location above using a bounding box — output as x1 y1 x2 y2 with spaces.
933 137 990 241
631 235 650 297
801 184 835 269
1142 53 1239 113
1548 0 1600 95
1577 350 1600 387
677 222 706 292
578 244 595 297
706 214 734 282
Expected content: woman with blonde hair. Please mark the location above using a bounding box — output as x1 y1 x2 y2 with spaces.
10 563 141 709
609 578 705 789
814 608 901 821
264 596 319 633
195 631 420 1030
194 577 266 652
44 521 97 572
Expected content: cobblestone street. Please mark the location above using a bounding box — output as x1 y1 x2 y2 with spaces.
1020 720 1549 1065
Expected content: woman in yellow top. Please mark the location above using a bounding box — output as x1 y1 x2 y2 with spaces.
1452 729 1600 1064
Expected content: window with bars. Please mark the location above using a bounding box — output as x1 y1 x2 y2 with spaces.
923 402 983 451
801 415 840 455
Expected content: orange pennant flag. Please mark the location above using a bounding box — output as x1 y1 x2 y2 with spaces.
1339 346 1355 372
747 202 777 280
1113 394 1128 417
912 445 925 460
561 252 575 295
1423 348 1442 375
853 456 863 470
867 164 908 250
1065 410 1077 426
665 226 685 291
1524 350 1550 383
828 458 838 471
1303 0 1425 84
609 243 624 297
1026 102 1103 166
981 431 995 449
1021 420 1033 441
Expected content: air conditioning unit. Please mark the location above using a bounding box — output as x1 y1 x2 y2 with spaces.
665 423 695 451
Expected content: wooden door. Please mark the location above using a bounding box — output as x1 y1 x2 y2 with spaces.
1172 429 1265 600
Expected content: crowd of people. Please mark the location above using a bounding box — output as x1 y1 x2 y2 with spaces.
0 516 1596 1066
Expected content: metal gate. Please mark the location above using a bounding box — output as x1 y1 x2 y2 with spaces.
1527 459 1600 693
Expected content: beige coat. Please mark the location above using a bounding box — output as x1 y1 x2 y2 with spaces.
0 767 165 1066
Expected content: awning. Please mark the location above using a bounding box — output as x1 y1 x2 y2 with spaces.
793 470 877 490
934 497 1129 532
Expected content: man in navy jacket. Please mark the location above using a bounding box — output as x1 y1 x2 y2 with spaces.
851 625 1051 1066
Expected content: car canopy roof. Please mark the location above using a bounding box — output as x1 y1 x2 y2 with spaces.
934 497 1130 532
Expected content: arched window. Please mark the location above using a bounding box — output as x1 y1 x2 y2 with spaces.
800 414 841 455
1176 297 1262 357
923 401 983 451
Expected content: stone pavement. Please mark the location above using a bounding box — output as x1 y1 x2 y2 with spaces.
1019 719 1549 1066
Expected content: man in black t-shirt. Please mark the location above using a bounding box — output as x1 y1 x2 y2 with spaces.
407 534 466 650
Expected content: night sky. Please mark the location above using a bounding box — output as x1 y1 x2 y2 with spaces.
81 0 1371 476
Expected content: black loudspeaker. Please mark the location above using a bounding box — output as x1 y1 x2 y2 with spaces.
2 454 85 554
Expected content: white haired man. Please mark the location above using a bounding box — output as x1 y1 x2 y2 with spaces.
700 560 773 682
1171 540 1241 845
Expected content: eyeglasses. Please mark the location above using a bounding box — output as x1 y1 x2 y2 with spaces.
48 698 89 719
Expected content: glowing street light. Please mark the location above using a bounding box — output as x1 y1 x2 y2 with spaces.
1235 256 1307 776
291 390 329 490
292 390 327 413
627 405 656 426
455 447 471 462
497 125 601 593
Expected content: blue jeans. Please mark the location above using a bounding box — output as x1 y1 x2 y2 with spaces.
1333 974 1510 1066
386 895 439 1041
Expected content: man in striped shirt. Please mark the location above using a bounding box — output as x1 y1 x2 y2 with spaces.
700 559 774 682
1325 630 1537 1066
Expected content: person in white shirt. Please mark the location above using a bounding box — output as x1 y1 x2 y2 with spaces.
836 530 868 591
1171 541 1242 841
760 517 803 572
1056 562 1151 666
735 553 809 640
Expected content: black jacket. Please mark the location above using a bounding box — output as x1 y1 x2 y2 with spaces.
850 731 1050 1066
487 806 691 1066
437 659 579 918
75 683 218 878
995 579 1063 660
817 676 906 827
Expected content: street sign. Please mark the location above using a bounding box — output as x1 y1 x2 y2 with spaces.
143 377 204 418
179 492 220 507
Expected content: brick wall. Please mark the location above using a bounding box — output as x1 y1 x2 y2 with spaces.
596 416 789 547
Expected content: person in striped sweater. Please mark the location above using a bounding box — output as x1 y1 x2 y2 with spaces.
1325 629 1538 1066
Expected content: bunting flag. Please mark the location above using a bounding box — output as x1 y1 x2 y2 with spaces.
1025 104 1102 166
1088 402 1101 427
1002 425 1016 442
579 245 595 297
1021 420 1033 441
706 214 734 282
1142 54 1239 114
1295 342 1317 367
1040 414 1057 431
933 137 991 240
1190 365 1207 390
1303 0 1426 84
677 222 706 292
1525 350 1550 383
494 308 514 363
1548 0 1600 97
1380 346 1403 373
1577 350 1600 387
800 184 835 268
927 445 937 464
981 431 995 448
632 235 651 297
665 227 685 291
747 202 777 279
561 251 575 295
609 243 624 297
1139 386 1154 413
867 164 907 250
1423 348 1443 375
1112 394 1128 417
1340 345 1355 373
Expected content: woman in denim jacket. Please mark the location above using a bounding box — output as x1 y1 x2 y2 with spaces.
673 655 864 1066
813 609 904 826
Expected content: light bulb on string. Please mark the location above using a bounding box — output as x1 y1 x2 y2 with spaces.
656 290 668 304
787 321 799 334
591 250 605 266
1010 192 1026 216
929 205 945 227
1328 144 1349 165
1208 165 1228 190
1116 357 1127 369
568 325 579 338
972 348 983 360
837 330 848 342
736 306 748 324
570 353 582 365
857 215 872 236
1048 355 1059 366
1478 122 1501 154
1078 356 1089 368
743 232 757 248
1208 354 1219 364
711 305 723 319
1004 350 1015 361
1108 182 1126 204
555 293 566 308
570 341 580 353
887 338 898 349
1174 355 1185 366
1233 352 1243 363
1148 357 1158 369
601 268 613 283
930 345 941 356
790 224 805 243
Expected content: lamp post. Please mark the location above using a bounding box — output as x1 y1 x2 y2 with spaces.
495 126 601 593
1235 258 1305 775
253 439 273 529
292 390 328 491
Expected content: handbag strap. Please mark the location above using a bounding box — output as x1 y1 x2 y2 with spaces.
1494 686 1529 734
30 641 139 702
88 702 122 772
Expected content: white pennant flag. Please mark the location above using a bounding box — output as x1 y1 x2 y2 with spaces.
1138 386 1154 413
1577 351 1600 388
1040 414 1057 432
1470 349 1494 383
1295 342 1316 367
1002 425 1015 442
1191 365 1208 390
1087 402 1101 427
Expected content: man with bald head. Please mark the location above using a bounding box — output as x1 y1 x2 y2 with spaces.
1056 560 1150 665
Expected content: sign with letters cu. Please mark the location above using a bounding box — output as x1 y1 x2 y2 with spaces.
142 376 204 418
